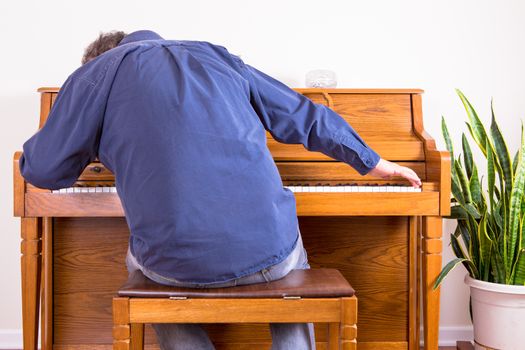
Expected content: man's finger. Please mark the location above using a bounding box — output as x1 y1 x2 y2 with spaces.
401 168 421 187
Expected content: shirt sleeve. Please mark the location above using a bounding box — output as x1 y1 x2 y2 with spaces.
19 76 105 190
239 63 381 175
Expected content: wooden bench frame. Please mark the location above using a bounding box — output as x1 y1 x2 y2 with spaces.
113 296 357 350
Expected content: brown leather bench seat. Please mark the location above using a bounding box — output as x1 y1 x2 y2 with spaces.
118 268 355 299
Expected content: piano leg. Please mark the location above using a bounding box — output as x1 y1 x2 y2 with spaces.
41 218 53 350
422 216 442 350
21 217 42 350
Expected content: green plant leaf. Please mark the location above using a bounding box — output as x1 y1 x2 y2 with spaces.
462 133 474 178
458 221 472 253
487 138 496 210
434 257 477 289
514 250 525 285
452 174 466 205
513 150 519 175
451 233 479 279
507 125 525 280
479 213 492 280
450 205 468 219
467 215 480 269
493 201 503 231
469 164 482 204
513 215 525 285
442 116 454 161
492 247 506 284
455 159 472 203
464 203 481 219
490 101 513 190
457 89 489 156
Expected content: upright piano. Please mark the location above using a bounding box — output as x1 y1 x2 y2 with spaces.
14 87 450 350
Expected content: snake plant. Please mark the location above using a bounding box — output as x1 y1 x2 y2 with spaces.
434 89 525 287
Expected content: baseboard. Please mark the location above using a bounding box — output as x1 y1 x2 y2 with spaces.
420 326 474 346
1 326 473 348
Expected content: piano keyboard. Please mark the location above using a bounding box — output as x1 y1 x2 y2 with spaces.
52 185 421 194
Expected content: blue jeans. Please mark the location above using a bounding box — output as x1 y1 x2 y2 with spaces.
126 230 316 350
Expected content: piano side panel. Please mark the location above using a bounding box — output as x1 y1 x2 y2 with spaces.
53 216 410 348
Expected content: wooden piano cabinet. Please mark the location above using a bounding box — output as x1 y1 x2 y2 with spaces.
44 216 417 350
15 88 450 350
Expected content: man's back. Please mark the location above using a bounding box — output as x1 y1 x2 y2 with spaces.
20 30 381 284
103 36 299 283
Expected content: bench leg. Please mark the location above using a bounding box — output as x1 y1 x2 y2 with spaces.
341 297 357 350
131 323 144 350
113 297 131 350
328 322 340 350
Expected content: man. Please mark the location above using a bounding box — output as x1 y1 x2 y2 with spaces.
20 30 421 350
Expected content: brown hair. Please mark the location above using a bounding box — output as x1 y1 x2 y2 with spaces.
81 31 127 64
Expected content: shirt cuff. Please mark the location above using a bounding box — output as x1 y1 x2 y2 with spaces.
352 147 381 176
333 131 381 176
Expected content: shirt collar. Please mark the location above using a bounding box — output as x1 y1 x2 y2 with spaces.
118 30 163 46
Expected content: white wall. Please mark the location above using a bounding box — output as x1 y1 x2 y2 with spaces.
1 0 524 347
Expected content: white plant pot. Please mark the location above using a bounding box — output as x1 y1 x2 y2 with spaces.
465 274 525 350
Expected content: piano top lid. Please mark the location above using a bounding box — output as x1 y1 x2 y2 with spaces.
38 87 424 94
296 88 424 94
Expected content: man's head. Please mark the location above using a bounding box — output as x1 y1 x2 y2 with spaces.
81 31 127 65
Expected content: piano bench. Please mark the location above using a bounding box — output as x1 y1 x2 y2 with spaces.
113 268 357 350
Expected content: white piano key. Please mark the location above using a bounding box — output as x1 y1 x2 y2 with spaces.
279 185 421 193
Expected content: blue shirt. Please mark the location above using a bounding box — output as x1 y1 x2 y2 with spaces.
20 30 380 283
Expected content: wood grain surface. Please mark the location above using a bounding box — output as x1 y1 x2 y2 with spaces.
51 216 411 348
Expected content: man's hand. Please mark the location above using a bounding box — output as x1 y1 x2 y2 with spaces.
368 158 422 188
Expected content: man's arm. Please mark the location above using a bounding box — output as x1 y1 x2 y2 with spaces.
19 76 105 190
238 61 421 186
241 63 380 175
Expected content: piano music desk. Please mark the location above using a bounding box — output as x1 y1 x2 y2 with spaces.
14 88 450 350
